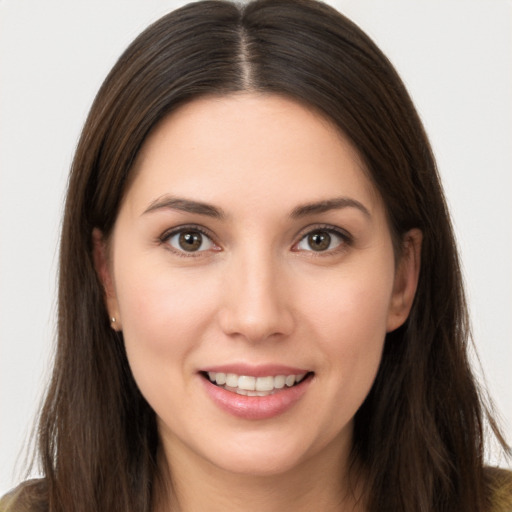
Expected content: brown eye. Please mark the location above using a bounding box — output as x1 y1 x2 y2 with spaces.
167 230 214 253
179 231 202 251
296 229 347 253
307 231 331 251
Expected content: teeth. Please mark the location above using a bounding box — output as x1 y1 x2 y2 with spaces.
205 371 308 395
274 375 286 389
238 375 256 391
285 375 296 387
225 373 238 387
256 376 274 391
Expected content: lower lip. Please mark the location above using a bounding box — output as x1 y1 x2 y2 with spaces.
201 374 312 420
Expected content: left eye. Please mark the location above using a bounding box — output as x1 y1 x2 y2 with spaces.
167 230 215 253
296 229 345 252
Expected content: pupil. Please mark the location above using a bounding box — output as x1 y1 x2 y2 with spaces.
308 231 330 251
179 232 202 251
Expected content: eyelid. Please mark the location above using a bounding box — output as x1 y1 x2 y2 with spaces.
159 224 221 256
292 224 353 254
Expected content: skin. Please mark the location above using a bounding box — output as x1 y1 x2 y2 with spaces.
94 93 421 512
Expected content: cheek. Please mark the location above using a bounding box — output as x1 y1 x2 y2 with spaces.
117 255 218 333
299 260 394 390
304 261 394 339
113 262 220 388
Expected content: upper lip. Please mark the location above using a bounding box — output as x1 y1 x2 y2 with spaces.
200 363 310 377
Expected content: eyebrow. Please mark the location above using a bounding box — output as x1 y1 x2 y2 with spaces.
142 195 370 220
290 197 371 218
142 196 226 219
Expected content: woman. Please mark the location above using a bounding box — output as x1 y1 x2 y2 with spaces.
1 0 510 510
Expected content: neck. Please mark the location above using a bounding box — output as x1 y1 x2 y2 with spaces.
153 435 366 512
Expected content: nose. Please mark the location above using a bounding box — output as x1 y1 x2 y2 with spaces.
217 249 295 343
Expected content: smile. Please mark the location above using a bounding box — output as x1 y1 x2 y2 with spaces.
200 369 314 420
205 372 309 396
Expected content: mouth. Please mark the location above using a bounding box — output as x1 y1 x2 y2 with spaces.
201 371 314 397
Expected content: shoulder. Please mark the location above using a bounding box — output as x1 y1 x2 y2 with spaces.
1 470 510 512
0 480 47 512
486 467 512 512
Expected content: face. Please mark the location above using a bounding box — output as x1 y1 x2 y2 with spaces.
95 94 420 479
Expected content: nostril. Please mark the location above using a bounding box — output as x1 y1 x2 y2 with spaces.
217 309 295 344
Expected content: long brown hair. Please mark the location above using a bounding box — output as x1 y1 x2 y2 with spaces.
33 1 508 510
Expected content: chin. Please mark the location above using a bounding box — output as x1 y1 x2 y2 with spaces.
212 451 306 478
201 429 327 478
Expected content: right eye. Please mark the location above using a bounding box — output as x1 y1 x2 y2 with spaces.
164 229 216 254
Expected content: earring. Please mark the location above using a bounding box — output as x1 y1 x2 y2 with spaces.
110 316 120 332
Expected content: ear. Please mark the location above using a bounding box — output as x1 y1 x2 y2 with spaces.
386 228 422 333
92 228 121 331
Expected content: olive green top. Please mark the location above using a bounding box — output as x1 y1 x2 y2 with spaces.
486 467 512 512
1 468 512 511
0 479 46 512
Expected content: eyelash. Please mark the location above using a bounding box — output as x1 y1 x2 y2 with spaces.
293 224 353 256
159 224 219 258
158 223 353 257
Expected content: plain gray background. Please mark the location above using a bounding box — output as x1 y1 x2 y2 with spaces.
1 0 511 494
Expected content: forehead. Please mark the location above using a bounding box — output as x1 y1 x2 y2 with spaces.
125 93 380 216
